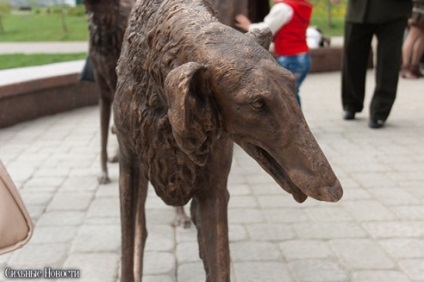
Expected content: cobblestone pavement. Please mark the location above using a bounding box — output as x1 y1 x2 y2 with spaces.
0 71 423 282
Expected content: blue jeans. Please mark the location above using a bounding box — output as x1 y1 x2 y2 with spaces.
277 53 311 107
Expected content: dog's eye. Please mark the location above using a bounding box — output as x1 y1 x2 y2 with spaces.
251 98 265 111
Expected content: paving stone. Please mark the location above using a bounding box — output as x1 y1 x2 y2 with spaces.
368 187 420 206
280 240 334 260
234 262 293 282
8 243 68 268
47 192 93 211
227 183 251 195
177 262 206 282
229 224 248 242
145 225 175 252
399 259 424 281
228 208 264 224
392 206 424 220
342 200 396 221
176 242 201 264
24 176 65 189
247 223 295 241
30 226 78 244
230 242 281 261
305 206 353 222
36 211 86 226
228 195 258 208
144 252 175 275
71 225 120 253
19 191 54 206
362 222 424 238
352 270 412 282
330 239 395 269
289 259 349 282
64 253 119 282
87 197 120 218
293 222 367 239
264 208 310 223
144 275 176 282
258 194 318 208
60 176 99 192
379 239 424 259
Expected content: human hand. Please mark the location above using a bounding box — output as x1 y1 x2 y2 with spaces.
235 14 251 31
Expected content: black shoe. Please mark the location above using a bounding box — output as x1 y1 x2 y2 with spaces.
343 111 355 120
368 119 385 129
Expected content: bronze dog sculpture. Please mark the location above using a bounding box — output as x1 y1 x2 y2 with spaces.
83 0 134 184
114 0 343 280
83 0 190 227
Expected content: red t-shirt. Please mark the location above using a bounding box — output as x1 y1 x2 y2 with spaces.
273 0 312 56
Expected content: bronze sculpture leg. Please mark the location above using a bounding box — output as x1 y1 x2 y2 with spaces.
191 189 231 282
98 79 113 184
119 155 148 282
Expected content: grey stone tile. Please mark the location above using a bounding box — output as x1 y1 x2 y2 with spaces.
399 259 424 281
228 195 258 208
280 240 334 260
228 209 264 224
289 260 348 282
145 225 175 252
362 222 424 238
177 262 205 282
8 243 68 268
87 197 120 218
305 206 353 222
30 226 78 244
19 191 54 206
234 262 293 282
379 239 424 259
47 192 93 211
64 253 119 282
144 275 176 282
71 225 120 253
342 200 396 221
392 206 424 221
230 242 282 261
330 239 395 269
293 222 367 239
352 271 412 282
247 223 295 241
36 211 86 226
229 224 248 242
264 208 310 223
144 252 175 275
176 242 201 264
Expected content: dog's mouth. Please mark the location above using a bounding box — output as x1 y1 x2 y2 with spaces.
240 142 308 203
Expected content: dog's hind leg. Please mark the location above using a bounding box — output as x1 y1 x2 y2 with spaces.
174 206 191 228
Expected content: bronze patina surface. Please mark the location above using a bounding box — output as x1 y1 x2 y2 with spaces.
114 0 343 280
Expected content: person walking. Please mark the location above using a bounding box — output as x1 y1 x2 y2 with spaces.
341 0 412 129
235 0 313 108
402 0 424 79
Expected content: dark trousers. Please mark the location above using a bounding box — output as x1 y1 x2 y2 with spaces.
342 18 407 120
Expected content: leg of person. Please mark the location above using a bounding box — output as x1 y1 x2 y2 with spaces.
341 22 374 119
402 26 424 78
410 26 424 77
277 53 311 108
370 18 408 127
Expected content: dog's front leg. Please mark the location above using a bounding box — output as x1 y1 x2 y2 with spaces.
191 189 231 282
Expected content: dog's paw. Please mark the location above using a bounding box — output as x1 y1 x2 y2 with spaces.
98 174 111 185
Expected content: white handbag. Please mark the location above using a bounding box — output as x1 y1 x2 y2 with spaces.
0 160 33 255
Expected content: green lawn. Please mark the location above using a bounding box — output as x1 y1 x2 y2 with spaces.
0 3 346 70
0 13 88 42
0 53 87 70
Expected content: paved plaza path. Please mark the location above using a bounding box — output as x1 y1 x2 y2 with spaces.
0 71 423 282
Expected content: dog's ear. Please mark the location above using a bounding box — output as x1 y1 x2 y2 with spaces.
247 27 272 50
164 62 221 166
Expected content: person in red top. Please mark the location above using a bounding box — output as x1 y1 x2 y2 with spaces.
236 0 313 107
